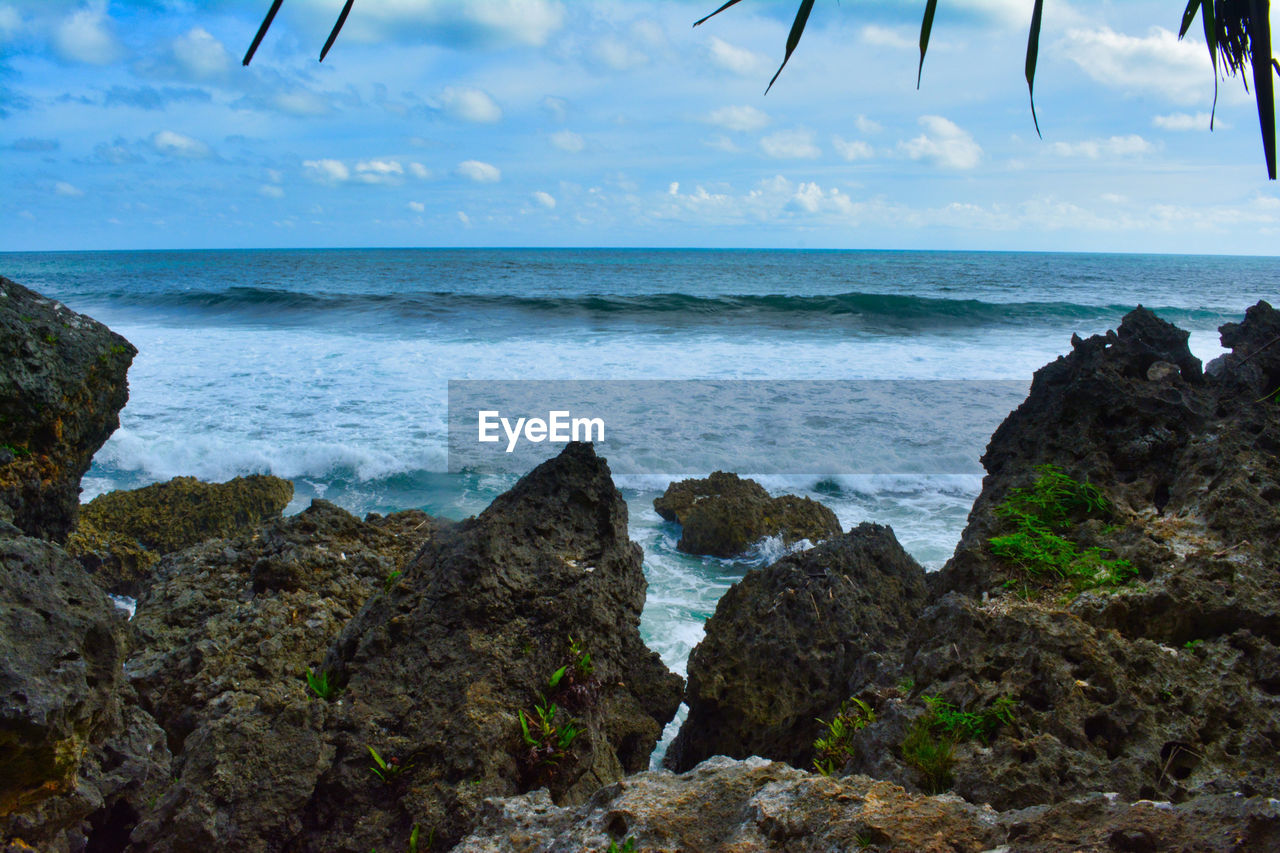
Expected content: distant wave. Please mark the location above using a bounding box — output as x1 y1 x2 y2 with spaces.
82 286 1231 332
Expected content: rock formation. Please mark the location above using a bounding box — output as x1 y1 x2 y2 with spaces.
0 276 136 541
665 523 927 772
67 473 294 596
654 471 841 557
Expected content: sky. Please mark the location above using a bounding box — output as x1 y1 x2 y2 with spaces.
1 0 1278 254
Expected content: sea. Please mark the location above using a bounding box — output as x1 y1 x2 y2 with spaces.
4 247 1276 759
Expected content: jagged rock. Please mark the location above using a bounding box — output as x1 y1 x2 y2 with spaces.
835 304 1280 808
654 472 841 557
66 474 294 596
456 756 1280 852
665 524 927 772
0 529 169 852
125 500 438 853
128 444 680 852
0 276 136 541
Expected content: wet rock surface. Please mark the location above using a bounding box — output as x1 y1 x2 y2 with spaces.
0 276 135 541
665 523 927 772
66 473 294 596
458 756 1280 853
654 471 841 557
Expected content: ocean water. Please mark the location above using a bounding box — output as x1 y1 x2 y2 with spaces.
4 248 1276 759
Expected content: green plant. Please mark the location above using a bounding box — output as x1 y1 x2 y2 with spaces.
568 636 594 678
607 838 637 853
1184 639 1205 650
305 667 338 700
384 569 403 591
901 719 955 795
988 465 1135 596
901 695 1017 793
0 442 31 459
812 696 876 776
367 745 407 784
516 698 583 787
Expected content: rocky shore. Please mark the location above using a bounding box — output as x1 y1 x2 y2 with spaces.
2 277 1279 852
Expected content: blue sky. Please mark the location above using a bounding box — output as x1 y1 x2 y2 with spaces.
1 0 1277 253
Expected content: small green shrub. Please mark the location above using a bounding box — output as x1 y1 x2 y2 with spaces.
901 720 955 794
901 695 1016 793
305 667 339 700
988 464 1134 595
0 442 31 459
812 696 876 776
384 569 404 591
367 745 408 784
607 838 637 853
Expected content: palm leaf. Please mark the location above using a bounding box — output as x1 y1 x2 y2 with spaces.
1025 0 1045 138
917 0 938 89
320 0 355 62
694 0 747 28
1246 0 1275 179
766 0 816 94
242 0 283 66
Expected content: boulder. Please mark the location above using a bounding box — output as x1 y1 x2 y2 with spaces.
833 304 1280 807
665 523 927 772
0 276 136 541
125 500 440 853
128 443 681 852
0 527 169 852
654 471 841 557
457 756 1280 853
66 473 294 596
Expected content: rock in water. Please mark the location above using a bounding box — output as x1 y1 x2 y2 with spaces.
654 471 841 557
67 473 294 595
0 276 136 541
666 523 927 772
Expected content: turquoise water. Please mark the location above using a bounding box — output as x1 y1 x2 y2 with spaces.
4 247 1275 758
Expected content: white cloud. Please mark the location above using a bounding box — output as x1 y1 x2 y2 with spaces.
457 211 472 226
532 191 556 209
1061 26 1216 106
593 37 648 71
408 201 426 212
551 130 585 153
707 36 765 75
439 87 502 123
171 27 230 79
1050 135 1153 159
259 184 284 198
707 105 770 133
150 130 212 159
294 0 565 48
409 162 431 179
304 159 351 184
456 160 501 183
901 116 982 169
860 25 915 50
833 136 874 161
269 91 332 117
855 115 883 134
1153 112 1226 131
355 159 404 184
542 96 568 121
54 181 84 197
0 6 22 42
787 182 856 216
760 129 820 159
54 2 121 65
668 182 679 195
705 136 740 153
